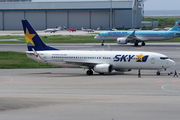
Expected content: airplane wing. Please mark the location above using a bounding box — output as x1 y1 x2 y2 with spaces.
126 31 141 43
63 60 101 69
125 31 151 42
136 36 149 41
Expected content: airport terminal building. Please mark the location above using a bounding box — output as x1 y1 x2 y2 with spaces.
0 0 143 30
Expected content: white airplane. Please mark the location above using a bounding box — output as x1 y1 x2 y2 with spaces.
94 20 180 46
22 20 175 75
81 27 94 32
153 27 171 31
44 26 61 33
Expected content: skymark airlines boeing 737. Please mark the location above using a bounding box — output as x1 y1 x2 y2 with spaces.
94 20 180 46
22 20 175 75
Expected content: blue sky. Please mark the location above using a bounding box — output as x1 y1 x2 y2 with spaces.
144 0 180 10
33 0 180 10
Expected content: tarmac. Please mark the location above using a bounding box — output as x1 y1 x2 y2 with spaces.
0 31 180 120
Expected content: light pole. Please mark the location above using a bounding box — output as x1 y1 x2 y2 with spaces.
110 0 113 28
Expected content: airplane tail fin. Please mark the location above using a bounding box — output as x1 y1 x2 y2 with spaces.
22 20 58 51
169 20 180 31
57 26 62 30
63 26 67 30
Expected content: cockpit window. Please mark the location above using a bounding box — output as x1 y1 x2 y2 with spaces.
160 57 169 60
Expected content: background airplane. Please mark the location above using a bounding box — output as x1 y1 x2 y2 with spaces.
152 27 171 31
22 20 175 75
107 28 117 31
94 20 180 46
44 26 61 33
66 28 76 32
61 26 76 32
81 27 94 32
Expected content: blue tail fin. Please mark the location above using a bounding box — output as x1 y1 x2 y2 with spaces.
169 20 180 31
22 20 58 51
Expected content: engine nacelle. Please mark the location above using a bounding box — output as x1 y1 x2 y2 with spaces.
117 38 127 44
93 64 113 73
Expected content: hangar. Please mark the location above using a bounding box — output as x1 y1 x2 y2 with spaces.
0 0 143 30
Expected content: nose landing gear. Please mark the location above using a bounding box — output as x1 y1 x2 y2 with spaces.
101 40 104 46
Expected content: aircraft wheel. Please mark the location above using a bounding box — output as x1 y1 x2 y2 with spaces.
101 40 104 46
156 72 161 75
134 43 138 46
142 42 145 46
86 69 93 75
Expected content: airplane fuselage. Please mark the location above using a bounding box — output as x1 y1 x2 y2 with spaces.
95 30 180 41
26 50 175 71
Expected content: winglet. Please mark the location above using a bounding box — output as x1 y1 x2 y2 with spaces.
22 20 59 51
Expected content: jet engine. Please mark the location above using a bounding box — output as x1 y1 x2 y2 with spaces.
93 64 113 73
117 38 127 44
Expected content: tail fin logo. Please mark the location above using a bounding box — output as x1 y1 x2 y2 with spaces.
25 27 36 46
178 23 180 28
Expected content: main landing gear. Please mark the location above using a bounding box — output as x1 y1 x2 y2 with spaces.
86 69 93 75
134 42 138 46
134 42 145 46
156 68 166 75
142 42 145 46
156 71 161 75
86 69 105 75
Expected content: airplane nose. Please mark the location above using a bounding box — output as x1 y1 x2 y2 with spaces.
169 60 176 67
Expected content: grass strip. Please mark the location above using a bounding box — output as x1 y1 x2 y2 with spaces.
0 51 57 69
1 35 180 44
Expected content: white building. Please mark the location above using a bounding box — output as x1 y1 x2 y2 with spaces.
141 21 159 28
0 0 143 30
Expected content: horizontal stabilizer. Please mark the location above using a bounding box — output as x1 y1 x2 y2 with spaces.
32 48 43 61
